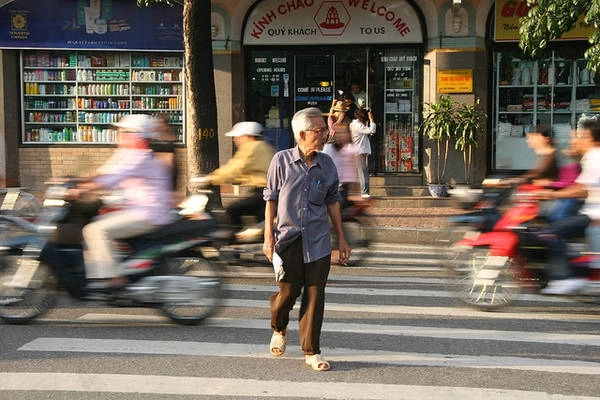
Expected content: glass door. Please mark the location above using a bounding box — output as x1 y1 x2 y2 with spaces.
335 49 369 108
247 50 292 150
294 54 334 114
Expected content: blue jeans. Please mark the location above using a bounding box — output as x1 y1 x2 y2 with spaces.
586 223 600 270
357 154 369 195
547 214 591 279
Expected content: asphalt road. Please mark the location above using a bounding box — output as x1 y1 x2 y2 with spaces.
1 243 599 399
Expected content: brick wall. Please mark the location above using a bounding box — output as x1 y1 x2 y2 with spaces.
18 147 188 197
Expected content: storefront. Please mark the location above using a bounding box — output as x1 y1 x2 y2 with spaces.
242 0 425 174
490 0 600 172
0 0 185 190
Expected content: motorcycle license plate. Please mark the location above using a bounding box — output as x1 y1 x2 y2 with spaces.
483 256 508 267
0 191 18 210
8 258 39 288
473 256 507 285
473 268 501 286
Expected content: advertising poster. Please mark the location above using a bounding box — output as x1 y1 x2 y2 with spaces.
0 0 183 50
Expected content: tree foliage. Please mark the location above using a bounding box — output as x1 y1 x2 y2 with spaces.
519 0 600 71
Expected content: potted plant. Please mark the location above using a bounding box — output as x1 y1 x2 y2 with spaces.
419 95 459 196
454 98 486 186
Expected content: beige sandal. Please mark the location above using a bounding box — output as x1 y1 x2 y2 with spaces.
269 329 286 356
305 354 330 371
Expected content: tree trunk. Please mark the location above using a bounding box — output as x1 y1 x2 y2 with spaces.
183 0 218 178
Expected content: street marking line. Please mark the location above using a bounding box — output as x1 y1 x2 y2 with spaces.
218 299 600 322
1 373 595 399
17 339 600 376
225 284 571 303
64 315 600 345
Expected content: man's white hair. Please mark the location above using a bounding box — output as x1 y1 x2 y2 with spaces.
291 107 323 142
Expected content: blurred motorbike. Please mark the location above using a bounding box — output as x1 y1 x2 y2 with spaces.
447 181 600 310
331 197 372 266
188 180 372 266
0 179 224 325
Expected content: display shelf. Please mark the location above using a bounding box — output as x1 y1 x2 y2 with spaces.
382 57 417 173
494 51 600 169
21 50 184 145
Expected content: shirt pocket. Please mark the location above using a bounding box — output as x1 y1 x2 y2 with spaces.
308 185 327 206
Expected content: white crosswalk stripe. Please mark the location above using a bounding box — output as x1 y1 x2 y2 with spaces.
1 373 593 400
3 244 600 398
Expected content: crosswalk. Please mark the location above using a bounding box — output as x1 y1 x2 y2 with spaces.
1 243 600 399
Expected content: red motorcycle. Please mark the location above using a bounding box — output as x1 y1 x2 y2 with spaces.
448 182 600 310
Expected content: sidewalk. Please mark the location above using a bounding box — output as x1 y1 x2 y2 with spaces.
362 197 468 244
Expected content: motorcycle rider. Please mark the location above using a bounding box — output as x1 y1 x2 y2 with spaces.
70 114 176 289
196 121 275 242
538 117 600 294
505 124 559 185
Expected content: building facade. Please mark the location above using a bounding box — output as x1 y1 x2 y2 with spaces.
0 0 597 194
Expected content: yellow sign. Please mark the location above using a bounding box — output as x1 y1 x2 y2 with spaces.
438 69 473 94
495 0 595 42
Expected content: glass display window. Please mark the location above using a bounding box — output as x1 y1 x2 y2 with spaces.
493 49 600 170
374 48 420 173
21 50 184 145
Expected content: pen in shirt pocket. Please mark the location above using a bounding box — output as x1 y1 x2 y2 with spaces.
316 180 321 187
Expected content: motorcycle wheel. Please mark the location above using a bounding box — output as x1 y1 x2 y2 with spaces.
159 256 223 325
447 245 519 310
0 255 56 323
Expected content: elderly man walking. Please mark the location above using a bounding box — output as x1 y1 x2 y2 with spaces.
263 107 350 372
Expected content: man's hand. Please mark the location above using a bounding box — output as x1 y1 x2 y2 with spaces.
337 238 351 265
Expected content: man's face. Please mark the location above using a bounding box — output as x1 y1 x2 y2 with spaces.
301 117 328 155
351 84 361 94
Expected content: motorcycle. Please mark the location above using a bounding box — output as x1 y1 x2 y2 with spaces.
447 181 600 310
188 181 372 267
0 180 224 325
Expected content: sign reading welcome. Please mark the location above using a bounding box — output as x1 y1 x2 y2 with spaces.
244 0 423 45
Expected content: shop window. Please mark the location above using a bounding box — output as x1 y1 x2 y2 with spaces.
493 50 600 170
21 50 184 145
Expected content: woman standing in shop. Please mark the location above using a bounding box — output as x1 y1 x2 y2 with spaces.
350 107 376 198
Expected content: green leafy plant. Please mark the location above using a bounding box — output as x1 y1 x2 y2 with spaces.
419 95 459 184
455 98 486 185
519 0 600 71
420 95 486 185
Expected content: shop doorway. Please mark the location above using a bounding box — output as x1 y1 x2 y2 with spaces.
293 51 370 114
246 47 420 173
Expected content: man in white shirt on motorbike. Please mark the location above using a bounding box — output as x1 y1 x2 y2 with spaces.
539 117 600 294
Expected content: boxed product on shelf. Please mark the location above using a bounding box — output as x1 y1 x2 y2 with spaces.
22 50 184 145
522 94 547 111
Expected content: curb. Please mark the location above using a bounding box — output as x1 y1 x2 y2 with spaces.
364 225 466 245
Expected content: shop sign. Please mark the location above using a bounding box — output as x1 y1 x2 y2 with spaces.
0 0 183 50
438 69 473 94
252 54 290 98
295 83 333 110
244 0 422 45
495 0 595 42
